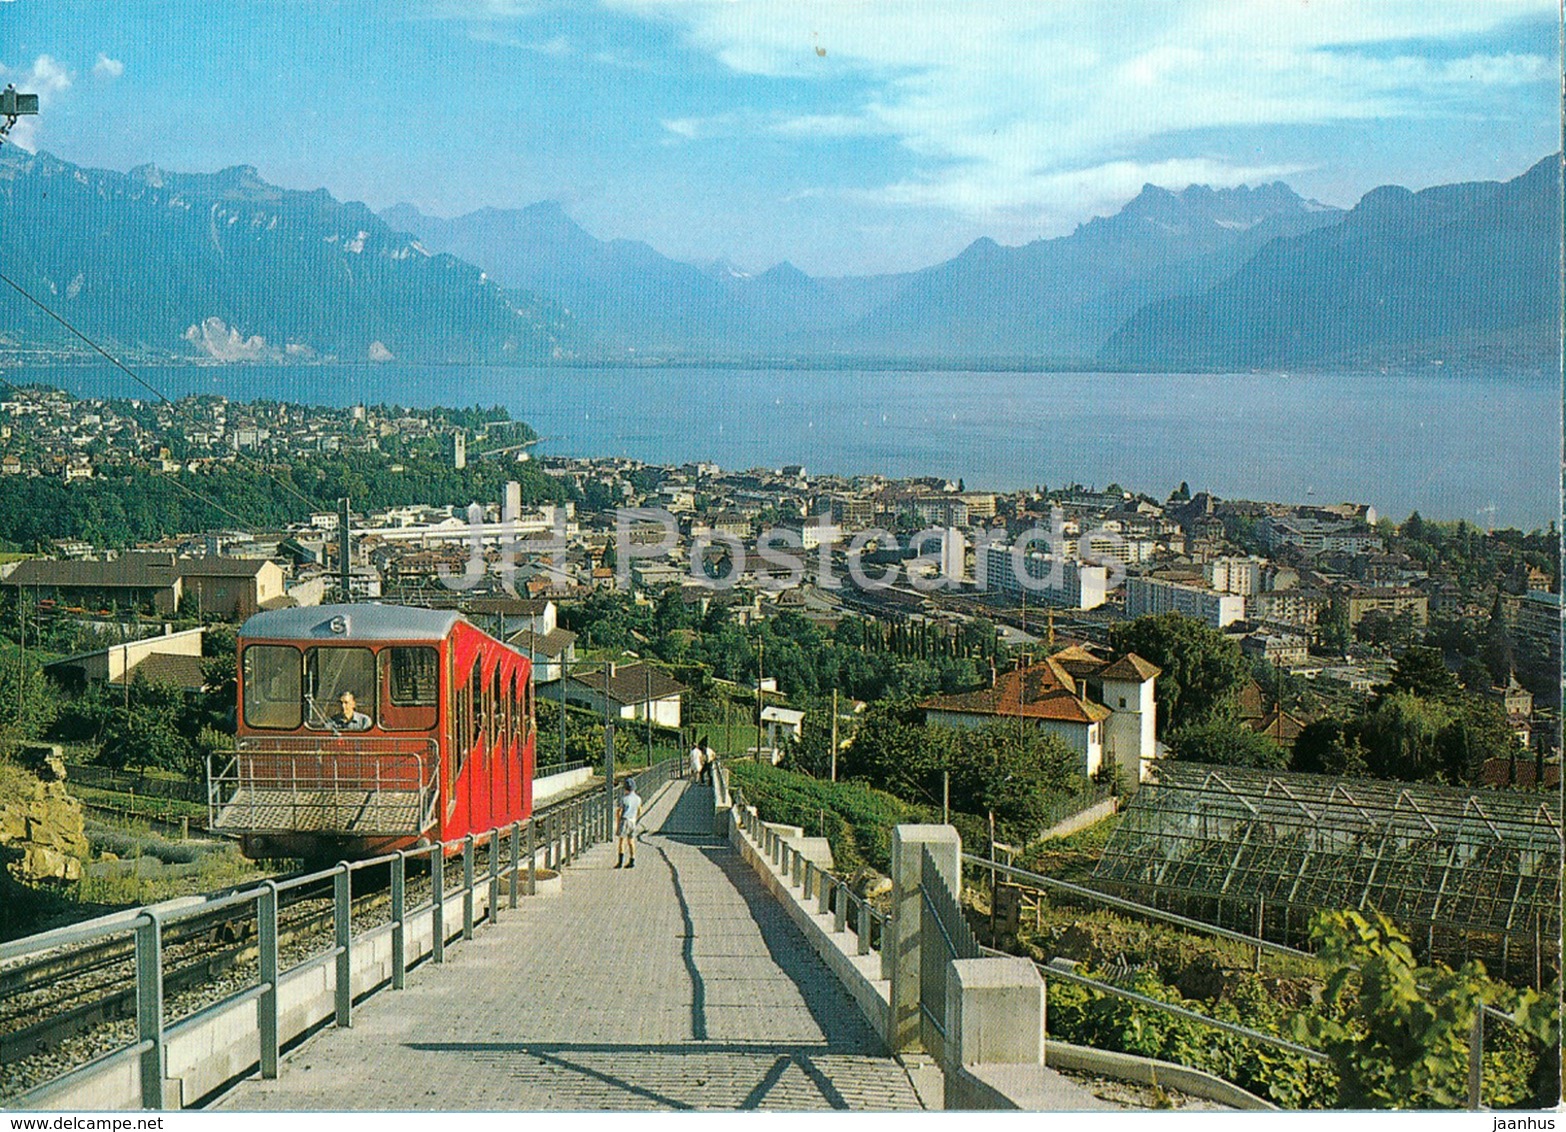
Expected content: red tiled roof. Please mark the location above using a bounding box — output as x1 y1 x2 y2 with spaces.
921 664 1109 725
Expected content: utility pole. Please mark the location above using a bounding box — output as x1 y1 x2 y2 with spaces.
755 632 765 761
645 663 653 767
338 497 352 604
559 654 569 765
830 687 838 782
15 587 24 726
604 719 615 820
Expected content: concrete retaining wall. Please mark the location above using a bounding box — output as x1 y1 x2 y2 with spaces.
728 809 891 1044
533 766 595 803
1038 798 1117 842
1045 1040 1274 1110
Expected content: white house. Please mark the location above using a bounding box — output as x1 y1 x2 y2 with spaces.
507 625 578 683
760 704 806 745
920 645 1161 784
562 661 689 729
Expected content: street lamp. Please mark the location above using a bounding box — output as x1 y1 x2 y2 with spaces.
0 85 39 148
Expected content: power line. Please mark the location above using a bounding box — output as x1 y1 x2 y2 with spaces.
157 470 263 529
0 268 169 403
0 265 328 519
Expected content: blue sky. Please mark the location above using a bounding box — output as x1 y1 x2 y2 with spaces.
1 0 1558 275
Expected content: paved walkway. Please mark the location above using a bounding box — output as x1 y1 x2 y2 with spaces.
217 781 928 1111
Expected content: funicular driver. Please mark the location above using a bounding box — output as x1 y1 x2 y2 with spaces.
328 691 372 731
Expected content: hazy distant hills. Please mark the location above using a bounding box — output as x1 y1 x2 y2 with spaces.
379 200 883 353
0 150 568 364
0 144 1554 371
1100 156 1561 370
381 183 1345 360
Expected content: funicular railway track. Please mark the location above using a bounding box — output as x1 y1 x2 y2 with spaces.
0 776 606 1102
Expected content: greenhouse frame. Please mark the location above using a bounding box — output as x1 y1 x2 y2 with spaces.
1093 763 1562 985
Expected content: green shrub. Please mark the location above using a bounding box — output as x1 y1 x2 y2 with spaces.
1296 910 1560 1109
726 759 934 873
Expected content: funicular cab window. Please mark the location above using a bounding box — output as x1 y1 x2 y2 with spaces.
243 645 302 729
469 661 485 753
492 664 504 754
304 646 376 729
380 646 439 731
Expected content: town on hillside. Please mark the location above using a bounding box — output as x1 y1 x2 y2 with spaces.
0 389 1559 1113
0 384 1556 794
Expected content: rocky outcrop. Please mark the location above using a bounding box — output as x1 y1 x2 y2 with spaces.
0 746 90 884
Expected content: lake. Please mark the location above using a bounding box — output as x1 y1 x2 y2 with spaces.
17 363 1560 529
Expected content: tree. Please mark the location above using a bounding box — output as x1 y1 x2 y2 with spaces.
1164 716 1287 769
1109 614 1249 734
97 678 191 774
199 626 238 733
1356 691 1454 780
1385 645 1462 702
1317 599 1352 654
1455 656 1493 694
0 653 61 754
1291 719 1368 777
1480 593 1516 685
841 705 1084 842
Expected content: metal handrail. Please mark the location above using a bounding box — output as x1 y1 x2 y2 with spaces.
726 780 887 960
209 740 440 835
7 756 686 1110
966 851 1522 1029
1019 951 1331 1064
963 851 1318 962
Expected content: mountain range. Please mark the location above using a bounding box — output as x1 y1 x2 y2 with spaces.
380 181 1347 361
0 146 1556 370
1100 155 1560 370
0 150 568 364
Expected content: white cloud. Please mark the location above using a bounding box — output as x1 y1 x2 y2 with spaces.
873 157 1312 226
467 26 571 54
769 113 886 139
184 318 277 362
606 0 1555 223
22 54 73 96
660 116 702 139
93 53 124 80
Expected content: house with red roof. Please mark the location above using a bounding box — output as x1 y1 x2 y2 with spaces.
920 645 1161 783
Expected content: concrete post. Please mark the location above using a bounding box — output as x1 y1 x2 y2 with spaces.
944 956 1047 1069
888 824 961 1053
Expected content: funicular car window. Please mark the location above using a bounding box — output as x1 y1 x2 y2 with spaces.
380 646 439 731
513 673 526 745
243 645 301 729
304 647 376 729
469 661 484 753
523 673 535 745
453 672 469 786
492 665 504 750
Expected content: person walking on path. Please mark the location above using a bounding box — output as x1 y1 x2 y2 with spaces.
615 778 643 868
700 738 716 785
689 738 705 782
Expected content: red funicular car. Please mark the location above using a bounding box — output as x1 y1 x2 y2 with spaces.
209 604 535 860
